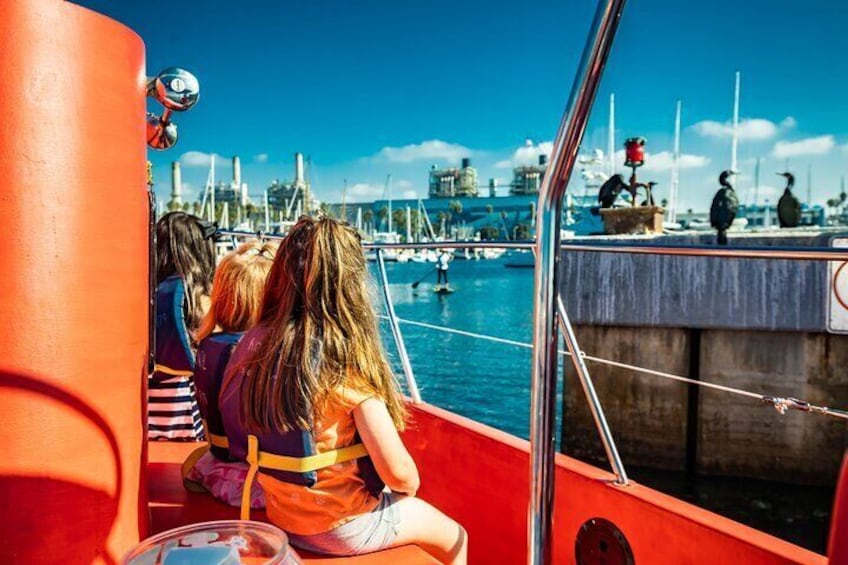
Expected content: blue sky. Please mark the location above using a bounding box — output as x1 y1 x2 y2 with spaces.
77 0 848 212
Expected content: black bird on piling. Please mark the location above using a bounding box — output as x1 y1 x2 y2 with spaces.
776 172 801 228
710 170 739 245
598 174 627 208
640 181 658 206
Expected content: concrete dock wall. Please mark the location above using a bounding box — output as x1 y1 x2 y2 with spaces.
558 231 848 485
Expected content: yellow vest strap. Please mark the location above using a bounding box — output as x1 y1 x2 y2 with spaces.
209 433 229 449
181 443 210 494
239 435 371 521
153 364 193 377
257 442 368 473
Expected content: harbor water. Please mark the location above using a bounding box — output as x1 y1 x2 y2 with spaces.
372 253 834 554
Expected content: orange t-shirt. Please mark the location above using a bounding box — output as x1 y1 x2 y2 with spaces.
258 386 381 535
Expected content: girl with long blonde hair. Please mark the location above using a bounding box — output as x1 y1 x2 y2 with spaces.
220 217 467 563
187 239 277 507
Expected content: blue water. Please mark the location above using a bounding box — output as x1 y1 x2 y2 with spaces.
370 255 832 554
370 253 562 441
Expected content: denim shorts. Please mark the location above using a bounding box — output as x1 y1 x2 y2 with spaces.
287 492 401 556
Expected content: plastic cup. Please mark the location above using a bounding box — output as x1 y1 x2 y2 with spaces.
122 520 302 565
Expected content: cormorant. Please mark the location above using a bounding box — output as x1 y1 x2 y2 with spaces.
598 174 627 208
776 172 801 228
710 170 739 245
640 181 658 206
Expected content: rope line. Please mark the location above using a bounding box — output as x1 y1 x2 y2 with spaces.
381 315 848 421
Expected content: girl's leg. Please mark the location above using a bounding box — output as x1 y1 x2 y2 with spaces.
387 495 467 564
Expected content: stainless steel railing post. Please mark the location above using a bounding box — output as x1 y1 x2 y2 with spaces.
376 248 422 403
556 296 629 485
528 0 627 563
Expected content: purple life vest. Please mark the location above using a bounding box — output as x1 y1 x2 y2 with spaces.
219 323 385 496
194 331 242 461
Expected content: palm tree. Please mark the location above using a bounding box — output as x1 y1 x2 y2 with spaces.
361 209 373 234
377 206 388 230
392 209 405 234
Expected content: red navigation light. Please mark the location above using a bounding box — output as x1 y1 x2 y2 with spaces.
624 137 646 168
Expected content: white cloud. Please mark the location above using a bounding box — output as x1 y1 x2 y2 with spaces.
347 183 384 201
495 139 553 169
840 143 848 155
372 140 471 165
611 149 710 173
772 135 835 158
179 151 226 167
691 118 789 140
401 190 419 199
253 153 269 163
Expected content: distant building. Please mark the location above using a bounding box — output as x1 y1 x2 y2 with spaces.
211 156 249 207
429 158 478 198
267 153 313 217
510 154 548 196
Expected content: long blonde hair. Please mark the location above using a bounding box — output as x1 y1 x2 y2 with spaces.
236 216 407 432
196 240 277 342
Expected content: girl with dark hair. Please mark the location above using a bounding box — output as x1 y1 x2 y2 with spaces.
149 211 217 441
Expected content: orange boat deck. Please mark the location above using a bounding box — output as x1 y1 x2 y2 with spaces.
149 402 826 564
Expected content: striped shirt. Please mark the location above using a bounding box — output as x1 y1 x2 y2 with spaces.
148 374 204 440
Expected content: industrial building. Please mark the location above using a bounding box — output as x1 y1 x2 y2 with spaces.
267 152 313 218
428 158 478 198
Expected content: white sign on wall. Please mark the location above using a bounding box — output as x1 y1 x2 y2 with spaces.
827 237 848 334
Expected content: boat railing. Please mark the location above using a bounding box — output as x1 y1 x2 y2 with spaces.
216 228 848 563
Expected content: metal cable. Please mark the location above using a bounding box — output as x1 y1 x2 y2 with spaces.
381 315 848 421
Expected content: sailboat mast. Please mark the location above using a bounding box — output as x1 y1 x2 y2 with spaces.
386 174 393 233
210 154 216 222
806 164 812 206
608 93 615 176
263 189 270 232
670 100 681 223
341 178 347 221
753 157 760 209
731 71 740 173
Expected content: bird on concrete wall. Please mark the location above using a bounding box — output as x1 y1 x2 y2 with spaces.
710 170 739 245
776 172 801 228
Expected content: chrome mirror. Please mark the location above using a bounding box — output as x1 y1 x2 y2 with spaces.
146 112 178 150
147 67 200 112
145 67 199 150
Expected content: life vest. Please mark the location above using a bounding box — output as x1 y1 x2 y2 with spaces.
219 323 385 520
152 276 195 380
194 331 242 460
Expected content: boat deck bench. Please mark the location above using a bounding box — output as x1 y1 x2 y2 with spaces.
147 441 437 564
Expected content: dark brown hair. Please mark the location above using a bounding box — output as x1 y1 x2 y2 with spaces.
155 211 216 330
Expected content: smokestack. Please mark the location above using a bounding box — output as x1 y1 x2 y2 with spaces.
461 157 471 169
539 154 548 166
295 152 304 185
171 162 182 201
232 156 241 188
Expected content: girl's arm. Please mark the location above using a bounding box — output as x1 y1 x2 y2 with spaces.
353 398 420 496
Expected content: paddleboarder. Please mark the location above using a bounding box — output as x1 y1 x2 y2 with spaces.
436 249 451 288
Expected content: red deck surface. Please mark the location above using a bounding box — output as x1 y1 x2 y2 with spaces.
150 402 829 564
147 442 437 564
